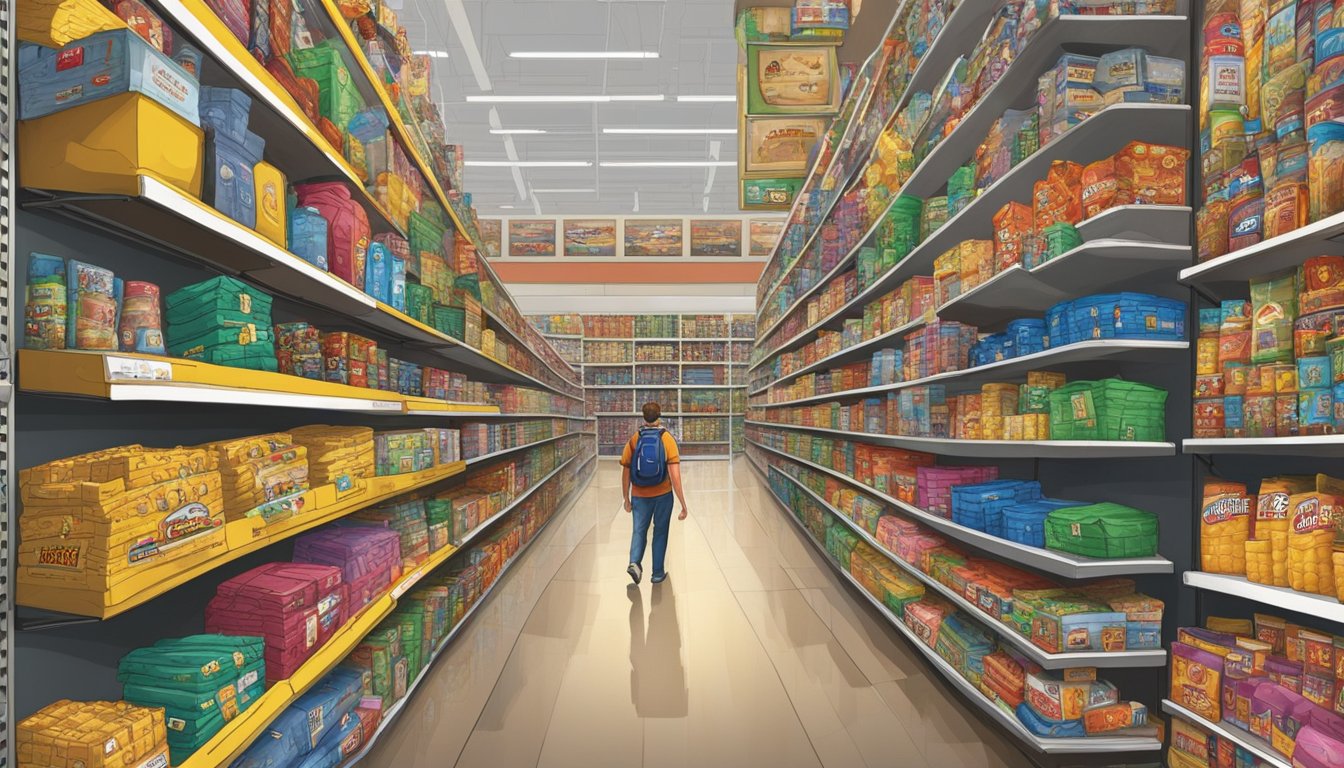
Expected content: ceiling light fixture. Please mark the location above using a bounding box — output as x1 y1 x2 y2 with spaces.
489 129 547 134
499 205 517 209
412 50 450 58
676 95 736 102
510 51 658 59
600 161 736 167
532 188 596 193
603 128 737 135
465 160 593 167
466 94 664 103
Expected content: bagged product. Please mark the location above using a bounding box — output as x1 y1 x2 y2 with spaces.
294 182 371 290
1114 141 1189 206
1200 479 1253 574
25 251 67 350
117 281 164 354
18 699 168 768
66 259 119 351
1287 475 1344 596
1043 503 1159 558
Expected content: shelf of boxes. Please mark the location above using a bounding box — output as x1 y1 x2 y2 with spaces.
746 420 1175 459
176 452 596 768
749 438 1173 579
755 340 1188 408
754 13 1191 346
1160 701 1290 768
747 455 1162 754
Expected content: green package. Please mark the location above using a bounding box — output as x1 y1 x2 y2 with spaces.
286 41 365 131
405 283 435 325
1047 378 1167 441
165 275 273 318
1043 503 1159 558
1250 270 1298 364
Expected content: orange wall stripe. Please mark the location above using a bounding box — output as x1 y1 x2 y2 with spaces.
489 261 765 284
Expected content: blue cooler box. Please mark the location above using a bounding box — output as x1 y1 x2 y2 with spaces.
1065 292 1186 342
205 128 265 228
1005 318 1047 358
1002 499 1084 548
1046 300 1075 347
950 480 1042 537
19 30 200 125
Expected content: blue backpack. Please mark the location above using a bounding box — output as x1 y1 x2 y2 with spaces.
630 426 668 487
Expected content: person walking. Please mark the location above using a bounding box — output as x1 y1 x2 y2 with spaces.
621 402 689 585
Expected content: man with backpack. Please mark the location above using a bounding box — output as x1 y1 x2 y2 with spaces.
621 401 689 585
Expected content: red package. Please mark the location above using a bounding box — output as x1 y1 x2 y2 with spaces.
1032 160 1084 234
1114 141 1190 206
1081 157 1117 219
295 182 371 290
266 58 320 122
205 562 347 683
992 201 1033 272
114 0 173 52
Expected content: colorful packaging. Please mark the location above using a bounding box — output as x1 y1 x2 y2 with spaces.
1201 479 1253 574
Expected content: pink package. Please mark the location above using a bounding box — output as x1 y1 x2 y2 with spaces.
1295 725 1344 768
916 465 1000 516
292 525 402 611
875 515 920 552
903 600 948 648
1250 681 1294 741
204 0 249 43
895 532 945 568
294 182 371 290
205 562 346 683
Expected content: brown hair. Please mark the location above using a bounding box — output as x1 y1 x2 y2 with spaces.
641 402 661 423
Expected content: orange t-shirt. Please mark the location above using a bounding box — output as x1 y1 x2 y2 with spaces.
620 426 680 497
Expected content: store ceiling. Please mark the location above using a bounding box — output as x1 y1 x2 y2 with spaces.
395 0 743 215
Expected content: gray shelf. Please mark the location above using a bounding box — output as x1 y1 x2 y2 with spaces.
936 240 1192 330
749 439 1174 579
747 420 1175 459
1180 208 1344 297
758 339 1188 407
1184 435 1344 456
1183 571 1344 627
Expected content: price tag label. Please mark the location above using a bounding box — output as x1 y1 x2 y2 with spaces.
105 356 173 381
369 400 403 411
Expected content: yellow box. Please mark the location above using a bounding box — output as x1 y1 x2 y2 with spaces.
20 92 203 198
254 161 286 247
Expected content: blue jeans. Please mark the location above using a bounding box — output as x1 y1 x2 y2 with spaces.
630 492 675 579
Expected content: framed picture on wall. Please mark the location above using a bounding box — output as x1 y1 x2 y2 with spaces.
563 219 618 257
746 45 840 114
749 219 786 257
689 220 743 257
744 116 827 175
624 219 684 257
479 219 502 258
508 219 556 257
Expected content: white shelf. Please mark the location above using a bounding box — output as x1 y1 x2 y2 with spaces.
1180 208 1344 295
748 457 1161 754
748 439 1173 578
1160 701 1289 768
748 317 928 395
482 306 583 388
747 420 1175 459
346 455 596 764
937 240 1192 330
464 431 594 466
541 333 584 340
758 339 1187 407
1184 435 1344 456
1183 571 1344 627
754 14 1189 349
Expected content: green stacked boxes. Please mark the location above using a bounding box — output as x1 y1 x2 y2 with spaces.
405 283 435 325
286 42 364 132
433 305 466 341
345 625 407 707
425 497 453 551
878 194 923 274
1047 378 1168 442
403 586 449 652
824 521 860 569
1043 503 1159 558
390 606 426 681
117 634 265 763
165 276 277 370
407 210 445 277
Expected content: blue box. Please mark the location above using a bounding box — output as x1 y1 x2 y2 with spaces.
951 480 1042 537
1002 499 1083 548
289 207 329 269
205 128 264 228
365 241 390 303
230 706 310 768
19 30 200 125
1061 292 1186 342
1046 300 1074 347
1005 318 1048 358
970 333 1009 367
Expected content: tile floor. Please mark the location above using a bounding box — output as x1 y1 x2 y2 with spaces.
361 457 1038 768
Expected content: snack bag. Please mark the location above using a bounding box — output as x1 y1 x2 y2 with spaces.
1114 141 1190 206
1202 479 1253 574
1081 157 1117 219
1287 474 1344 596
66 259 119 350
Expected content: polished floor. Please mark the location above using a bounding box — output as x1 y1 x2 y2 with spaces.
362 457 1036 768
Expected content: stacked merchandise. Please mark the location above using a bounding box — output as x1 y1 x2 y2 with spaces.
599 417 641 456
683 341 727 362
682 417 730 444
635 314 679 338
1194 2 1344 263
202 432 310 521
588 389 634 414
117 635 266 763
584 341 633 364
751 426 1162 560
635 342 679 362
293 523 405 607
1168 614 1344 765
1198 474 1344 605
456 418 572 460
682 389 731 414
290 425 375 491
757 371 1169 444
586 367 635 386
229 666 371 768
1193 262 1344 438
635 365 678 385
584 315 634 338
731 314 756 339
372 428 461 475
763 464 1157 739
18 700 170 768
683 365 727 385
637 388 679 408
18 444 227 606
682 315 729 338
1168 714 1280 768
166 276 276 370
529 314 584 336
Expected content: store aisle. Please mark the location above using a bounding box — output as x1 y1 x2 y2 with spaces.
363 458 1035 768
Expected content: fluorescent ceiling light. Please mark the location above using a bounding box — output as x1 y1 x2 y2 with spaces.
489 129 547 134
510 51 658 59
676 95 736 102
533 188 596 193
603 128 737 135
465 160 592 167
412 50 450 58
601 161 736 167
466 95 663 103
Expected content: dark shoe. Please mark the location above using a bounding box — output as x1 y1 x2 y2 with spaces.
651 571 668 584
627 563 642 584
